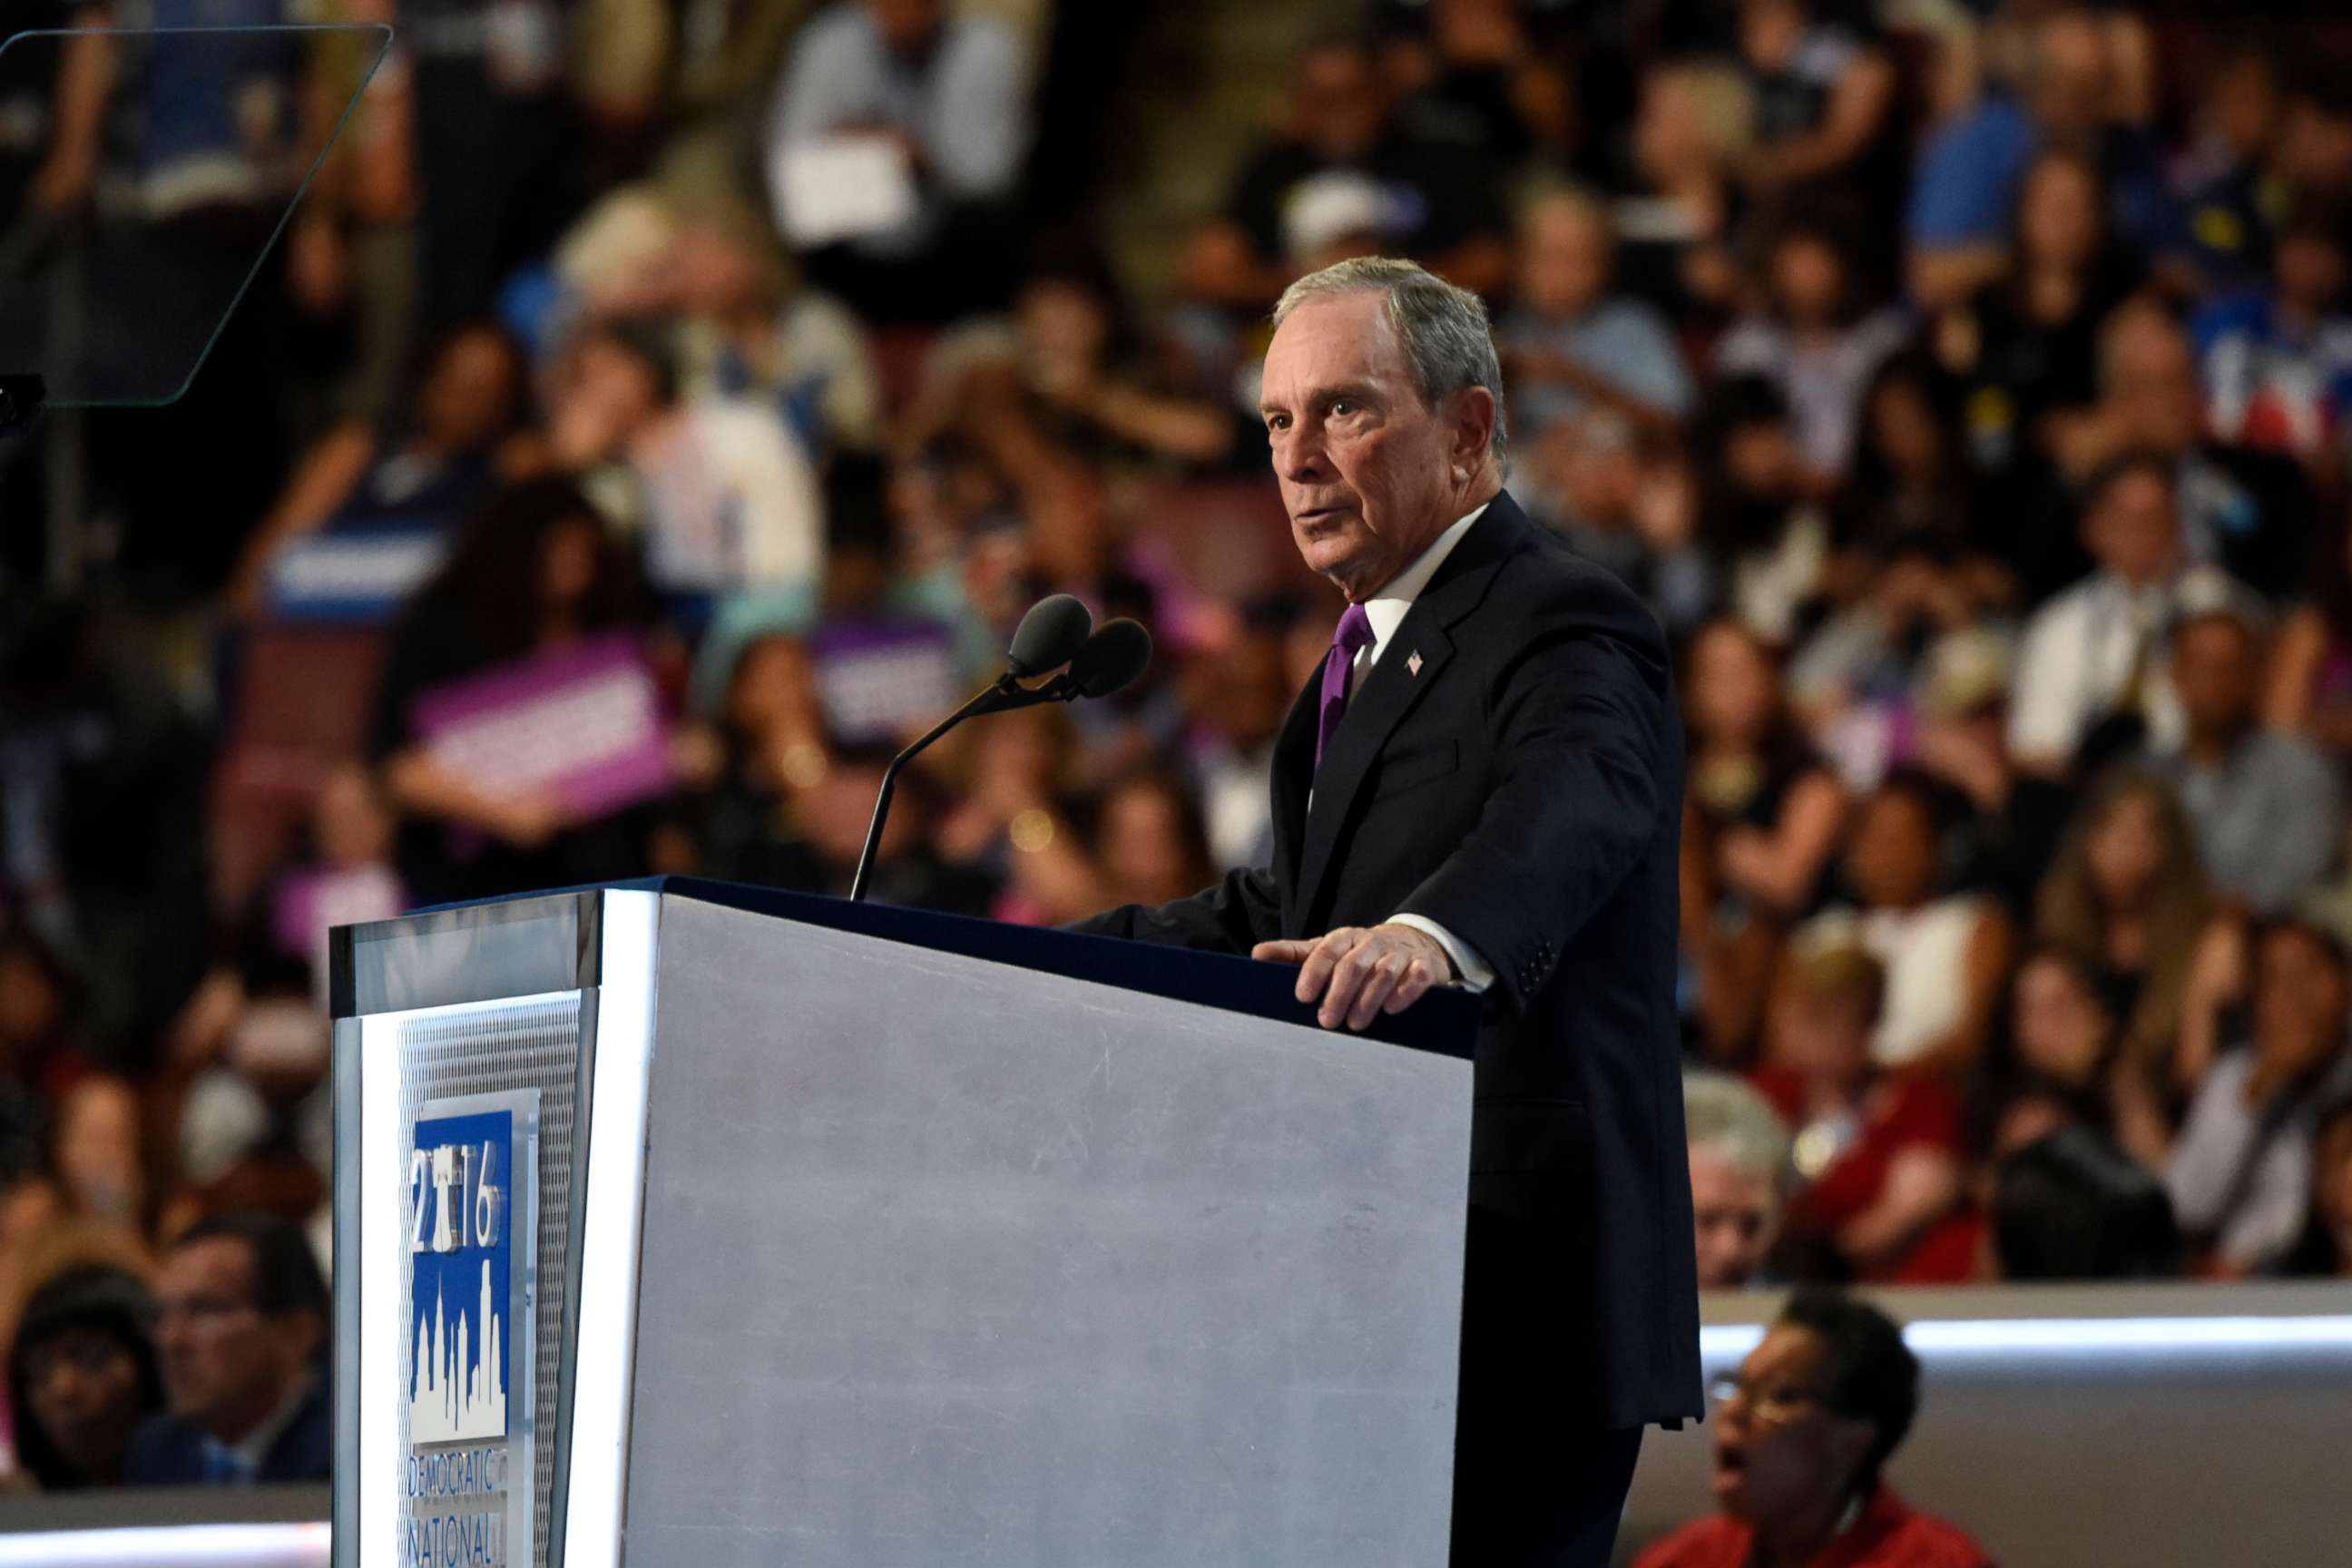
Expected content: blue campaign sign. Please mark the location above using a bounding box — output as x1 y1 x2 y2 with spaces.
407 1108 514 1446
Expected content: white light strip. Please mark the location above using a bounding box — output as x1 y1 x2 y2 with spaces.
357 1010 401 1568
0 1522 328 1567
1700 1315 2352 1363
563 890 662 1565
354 988 583 1568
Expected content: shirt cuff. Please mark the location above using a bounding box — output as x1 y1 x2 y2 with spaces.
1387 914 1495 995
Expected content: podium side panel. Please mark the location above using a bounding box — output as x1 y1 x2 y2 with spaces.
622 897 1472 1567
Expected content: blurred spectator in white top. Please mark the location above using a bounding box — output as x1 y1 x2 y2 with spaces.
1717 215 1910 487
2164 918 2352 1276
767 0 1033 321
1800 772 2013 1078
2008 455 2240 777
2151 606 2341 917
1683 1069 1791 1290
1499 186 1696 445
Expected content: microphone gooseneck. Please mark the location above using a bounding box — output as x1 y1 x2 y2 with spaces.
854 597 1139 903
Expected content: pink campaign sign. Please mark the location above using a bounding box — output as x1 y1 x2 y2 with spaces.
410 633 674 820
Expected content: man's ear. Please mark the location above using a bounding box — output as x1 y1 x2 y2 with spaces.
1451 387 1497 478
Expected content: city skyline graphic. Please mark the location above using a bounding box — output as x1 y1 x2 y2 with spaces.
410 1259 507 1444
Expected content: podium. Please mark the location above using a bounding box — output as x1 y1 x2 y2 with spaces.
329 878 1478 1568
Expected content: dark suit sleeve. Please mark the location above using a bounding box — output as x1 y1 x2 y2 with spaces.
1396 614 1669 1017
1069 864 1283 956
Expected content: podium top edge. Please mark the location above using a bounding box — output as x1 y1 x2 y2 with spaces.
331 877 1478 1060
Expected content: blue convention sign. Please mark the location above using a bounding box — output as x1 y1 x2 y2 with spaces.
405 1090 536 1568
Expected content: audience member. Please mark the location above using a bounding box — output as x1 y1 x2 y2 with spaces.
1991 1123 2183 1280
2164 918 2352 1275
2033 769 2211 1076
1800 773 2013 1077
1500 187 1696 443
127 1214 329 1485
1180 34 1510 315
765 0 1034 322
2007 455 2217 775
368 476 663 906
1635 1288 1993 1568
1681 620 1847 1060
4 1264 164 1491
1690 378 1832 643
1717 216 1911 486
2262 511 2352 757
1611 60 1749 333
1685 1070 1792 1290
2190 198 2352 467
1752 942 1971 1283
226 322 533 618
2151 607 2342 916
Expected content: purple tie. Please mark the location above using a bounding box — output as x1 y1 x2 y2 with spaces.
1316 603 1376 768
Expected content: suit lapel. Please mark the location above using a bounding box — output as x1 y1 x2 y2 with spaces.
1289 498 1524 926
1269 662 1321 933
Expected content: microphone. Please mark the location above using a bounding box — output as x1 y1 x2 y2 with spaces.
1050 618 1152 701
849 595 1096 903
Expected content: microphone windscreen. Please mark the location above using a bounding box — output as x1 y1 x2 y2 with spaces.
1006 593 1093 677
1068 618 1153 700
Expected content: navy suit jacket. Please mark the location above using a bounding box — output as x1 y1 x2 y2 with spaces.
126 1373 333 1485
1081 492 1703 1430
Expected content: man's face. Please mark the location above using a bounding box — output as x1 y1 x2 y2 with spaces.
2109 318 2203 454
2171 616 2259 739
1690 1146 1779 1289
1519 201 1612 318
1710 1326 1873 1524
2084 468 2182 585
1260 290 1483 600
155 1238 312 1443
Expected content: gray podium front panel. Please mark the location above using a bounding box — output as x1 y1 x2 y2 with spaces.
623 897 1472 1567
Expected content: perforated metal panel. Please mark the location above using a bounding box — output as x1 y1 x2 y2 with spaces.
396 995 584 1568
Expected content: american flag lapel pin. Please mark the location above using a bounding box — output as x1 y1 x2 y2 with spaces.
1406 651 1424 677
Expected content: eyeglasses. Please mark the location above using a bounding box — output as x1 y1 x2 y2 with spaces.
1706 1374 1826 1425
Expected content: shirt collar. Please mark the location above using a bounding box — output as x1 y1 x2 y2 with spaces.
1361 503 1489 659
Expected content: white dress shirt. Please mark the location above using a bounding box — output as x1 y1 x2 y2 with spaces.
1329 504 1496 992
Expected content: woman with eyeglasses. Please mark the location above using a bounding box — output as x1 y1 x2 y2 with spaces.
2 1264 165 1491
1634 1289 1993 1567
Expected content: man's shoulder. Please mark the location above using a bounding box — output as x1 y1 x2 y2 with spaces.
1470 503 1669 654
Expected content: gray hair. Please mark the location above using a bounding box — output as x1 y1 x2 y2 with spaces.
1683 1070 1793 1191
1271 257 1510 472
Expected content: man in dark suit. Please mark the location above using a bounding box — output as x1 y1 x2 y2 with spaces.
128 1213 332 1485
1077 257 1701 1564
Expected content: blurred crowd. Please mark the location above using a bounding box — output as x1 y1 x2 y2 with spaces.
5 0 2352 1508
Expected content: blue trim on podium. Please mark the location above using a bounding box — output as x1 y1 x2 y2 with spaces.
407 876 1478 1059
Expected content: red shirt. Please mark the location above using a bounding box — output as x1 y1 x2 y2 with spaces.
1633 1485 1996 1568
1750 1067 1970 1282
